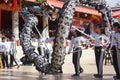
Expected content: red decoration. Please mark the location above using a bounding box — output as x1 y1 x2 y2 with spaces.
12 0 17 10
20 0 22 10
4 0 8 3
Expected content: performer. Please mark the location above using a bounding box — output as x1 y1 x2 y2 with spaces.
38 37 53 61
0 37 9 69
90 24 109 78
37 37 46 56
68 30 84 76
105 22 120 79
44 38 53 63
9 35 20 69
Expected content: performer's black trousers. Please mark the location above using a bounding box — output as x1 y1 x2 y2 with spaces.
38 47 44 55
94 46 104 75
1 52 9 68
38 47 49 59
111 46 120 76
73 47 82 74
10 54 18 67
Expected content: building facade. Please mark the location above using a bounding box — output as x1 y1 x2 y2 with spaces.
0 0 120 40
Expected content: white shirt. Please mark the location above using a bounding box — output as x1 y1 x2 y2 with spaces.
68 36 84 52
0 42 8 54
105 27 120 49
38 38 46 48
114 32 120 49
10 41 17 54
0 37 1 42
38 37 53 53
91 32 109 47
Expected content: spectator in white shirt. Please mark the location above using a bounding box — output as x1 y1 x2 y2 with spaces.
0 37 9 68
9 35 20 69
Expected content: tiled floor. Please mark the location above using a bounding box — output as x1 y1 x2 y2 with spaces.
0 66 114 80
0 46 116 80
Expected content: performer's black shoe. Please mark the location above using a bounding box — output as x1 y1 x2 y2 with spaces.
93 74 98 76
113 75 120 79
93 74 103 78
80 68 84 73
72 73 80 77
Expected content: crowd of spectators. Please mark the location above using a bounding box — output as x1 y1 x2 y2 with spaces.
0 29 20 69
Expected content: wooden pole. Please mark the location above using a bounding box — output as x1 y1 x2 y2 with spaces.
42 16 49 38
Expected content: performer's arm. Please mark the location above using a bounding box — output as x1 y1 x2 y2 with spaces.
68 37 74 54
116 33 120 49
103 36 110 48
105 26 112 38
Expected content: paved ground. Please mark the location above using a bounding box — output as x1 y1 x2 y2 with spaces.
0 43 116 80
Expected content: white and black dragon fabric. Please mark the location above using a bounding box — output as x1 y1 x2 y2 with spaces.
21 0 113 74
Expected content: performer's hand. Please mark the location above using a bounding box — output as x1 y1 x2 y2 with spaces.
87 35 91 39
103 43 107 48
106 22 110 28
88 35 94 40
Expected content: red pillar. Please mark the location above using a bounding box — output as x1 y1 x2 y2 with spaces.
13 0 17 10
0 10 1 29
20 0 22 10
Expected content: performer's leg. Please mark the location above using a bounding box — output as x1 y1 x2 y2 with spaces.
1 53 5 68
117 49 120 71
44 49 49 59
10 54 14 67
12 54 20 68
5 54 9 68
111 46 120 76
79 48 83 73
76 48 81 74
37 47 42 55
94 47 103 78
38 47 44 56
98 48 104 76
116 49 120 78
13 56 18 65
72 50 78 75
72 48 80 76
94 47 100 74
